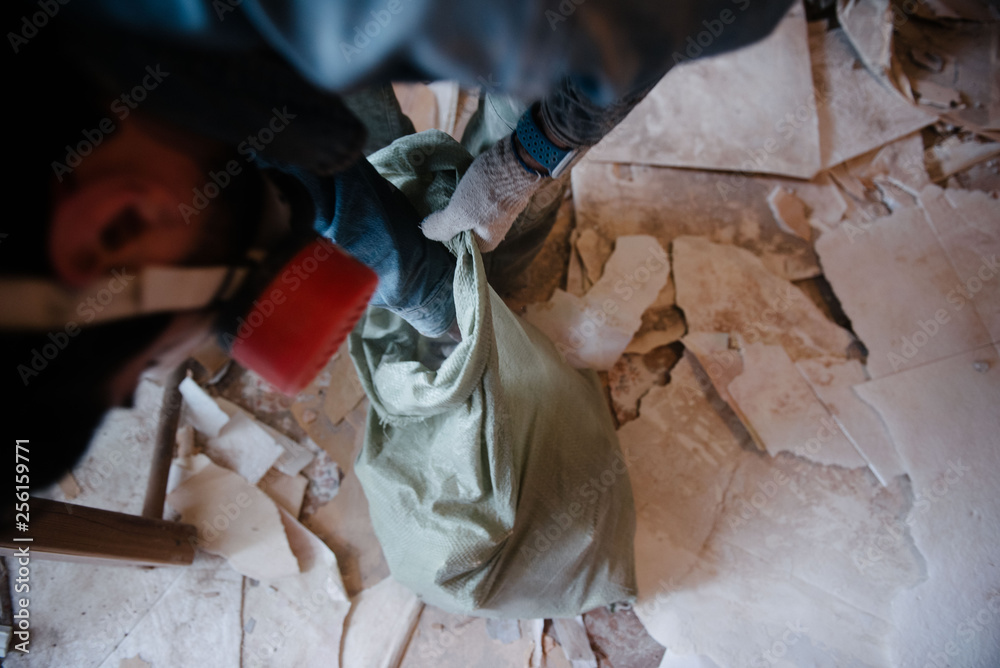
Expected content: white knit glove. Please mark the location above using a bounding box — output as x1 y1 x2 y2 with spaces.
421 136 547 252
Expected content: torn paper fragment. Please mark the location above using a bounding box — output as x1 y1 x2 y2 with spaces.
672 236 854 361
854 344 1000 667
341 577 423 668
242 507 351 667
767 187 812 241
588 2 821 179
795 357 905 485
179 376 230 437
811 26 936 168
815 203 992 378
166 454 300 580
727 342 867 468
204 405 285 485
524 236 669 370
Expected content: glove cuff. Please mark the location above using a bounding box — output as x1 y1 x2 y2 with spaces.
515 106 578 178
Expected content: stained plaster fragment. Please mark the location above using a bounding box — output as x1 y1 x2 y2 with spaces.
672 236 855 361
811 26 936 168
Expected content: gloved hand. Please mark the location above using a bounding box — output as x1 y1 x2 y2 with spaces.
421 136 547 252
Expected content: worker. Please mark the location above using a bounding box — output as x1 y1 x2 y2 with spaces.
1 0 794 508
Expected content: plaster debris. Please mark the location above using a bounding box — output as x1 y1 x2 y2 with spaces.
854 344 1000 666
258 468 309 518
485 618 522 644
524 235 669 370
58 472 82 500
399 611 536 667
98 565 243 668
836 0 894 85
727 342 867 468
241 507 351 668
341 577 423 668
572 161 822 281
575 228 613 284
552 617 598 668
322 345 366 426
620 360 922 668
587 2 821 179
811 25 936 169
609 354 662 423
766 187 812 240
815 200 992 378
894 17 1000 133
166 454 300 581
673 236 854 361
795 357 905 485
179 376 229 437
204 398 285 484
921 185 1000 340
927 136 1000 184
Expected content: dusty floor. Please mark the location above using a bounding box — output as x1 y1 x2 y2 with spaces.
5 1 1000 666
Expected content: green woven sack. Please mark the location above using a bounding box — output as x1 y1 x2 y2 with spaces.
349 130 636 617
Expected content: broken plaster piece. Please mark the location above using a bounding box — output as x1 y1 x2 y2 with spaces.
588 2 821 179
341 577 423 668
552 617 598 668
811 26 936 169
575 228 612 285
795 357 905 485
323 344 366 426
608 354 661 424
815 200 992 378
166 454 300 581
854 344 1000 667
673 236 854 361
179 376 229 437
727 342 868 468
766 187 812 241
927 136 1000 183
241 507 351 667
205 399 285 484
258 468 309 518
524 235 669 370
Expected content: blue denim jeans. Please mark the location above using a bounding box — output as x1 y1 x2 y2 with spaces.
269 154 458 338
